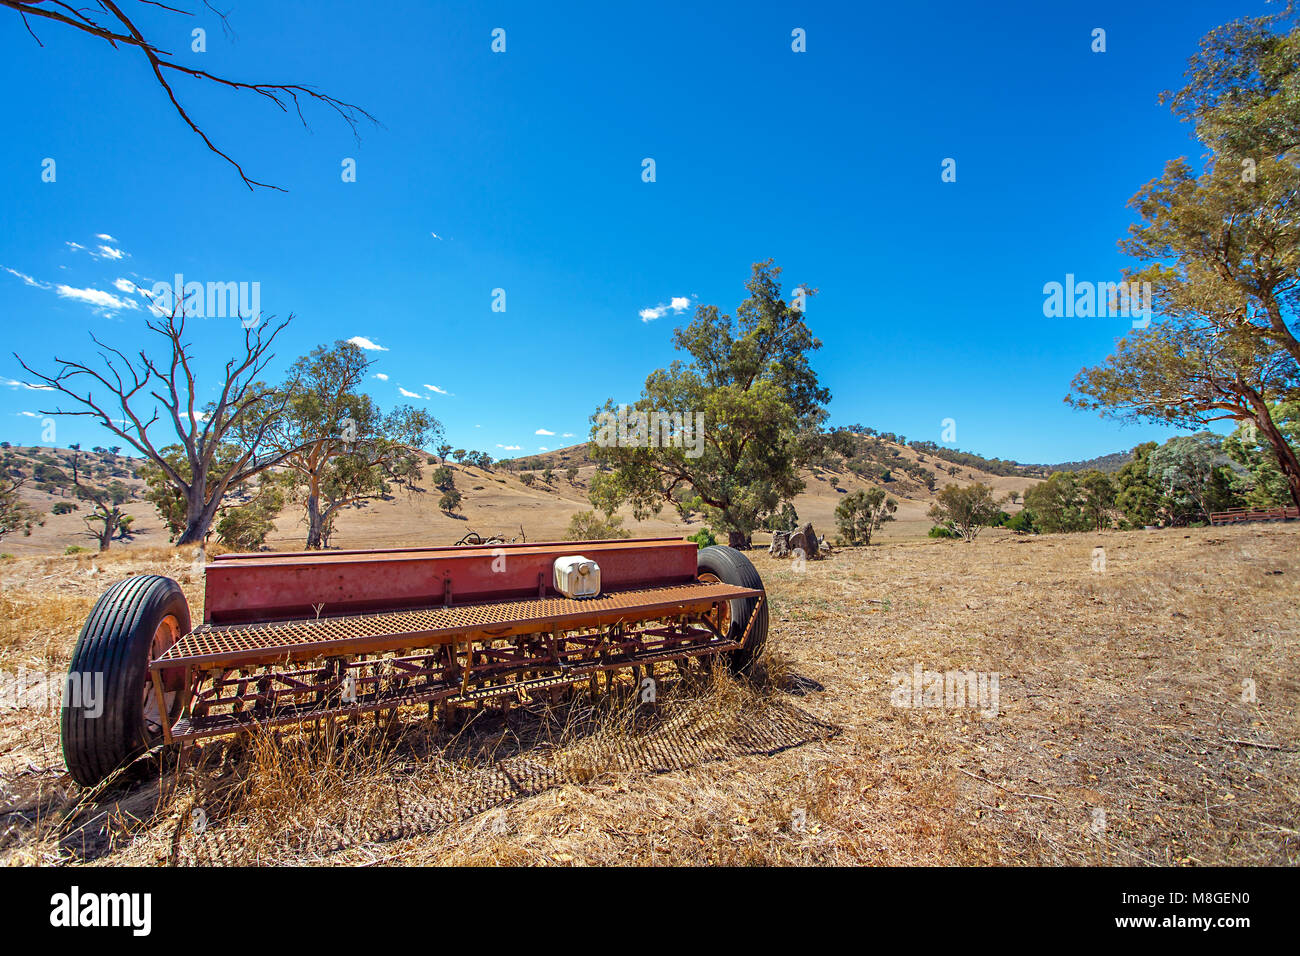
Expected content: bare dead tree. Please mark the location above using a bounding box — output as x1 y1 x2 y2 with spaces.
16 297 298 544
2 0 377 190
0 473 43 542
74 476 133 551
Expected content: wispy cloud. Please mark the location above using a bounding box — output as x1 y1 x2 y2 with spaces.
497 443 521 451
96 233 116 242
5 266 139 315
92 244 127 261
562 432 575 438
0 376 52 392
398 387 423 399
423 384 449 395
2 267 50 290
348 336 389 351
56 284 138 312
639 295 692 322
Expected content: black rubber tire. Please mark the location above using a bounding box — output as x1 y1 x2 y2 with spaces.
61 575 189 787
696 545 768 676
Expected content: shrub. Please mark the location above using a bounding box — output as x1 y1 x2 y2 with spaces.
687 528 718 549
215 489 284 551
764 502 799 532
927 524 956 539
65 545 89 555
1004 509 1037 533
927 482 1004 542
835 487 897 545
52 502 77 515
564 510 631 540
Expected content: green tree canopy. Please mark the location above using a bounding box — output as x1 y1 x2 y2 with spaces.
589 260 829 548
835 487 897 545
270 341 440 548
927 482 1003 542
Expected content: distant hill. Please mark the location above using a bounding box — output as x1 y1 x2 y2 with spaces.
1 435 1045 556
1033 450 1134 474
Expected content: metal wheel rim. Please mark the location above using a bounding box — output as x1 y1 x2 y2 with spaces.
696 572 733 636
142 614 180 735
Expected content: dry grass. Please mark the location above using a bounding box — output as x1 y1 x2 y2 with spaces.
1 524 1297 866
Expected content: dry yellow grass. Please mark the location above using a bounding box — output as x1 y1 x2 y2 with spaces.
1 523 1296 866
3 440 1032 556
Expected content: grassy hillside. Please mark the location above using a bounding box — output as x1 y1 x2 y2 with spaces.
1 436 1044 557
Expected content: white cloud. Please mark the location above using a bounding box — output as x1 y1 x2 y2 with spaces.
55 284 137 311
2 267 49 289
423 384 448 395
537 446 549 451
430 232 443 240
535 428 555 436
373 373 389 381
113 277 138 294
398 387 423 399
96 233 116 242
497 444 521 451
65 241 85 252
0 376 51 391
348 336 389 351
639 295 692 322
92 245 127 261
562 432 575 438
16 410 40 418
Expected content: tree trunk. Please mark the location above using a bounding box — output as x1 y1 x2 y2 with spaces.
1260 418 1300 510
1248 396 1300 511
727 530 751 549
305 494 325 549
92 510 118 551
176 487 221 545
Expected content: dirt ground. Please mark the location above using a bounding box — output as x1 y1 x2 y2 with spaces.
0 523 1296 866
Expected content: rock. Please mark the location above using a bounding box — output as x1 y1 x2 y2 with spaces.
799 522 820 560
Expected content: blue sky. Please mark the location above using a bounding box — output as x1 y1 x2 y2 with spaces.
0 0 1269 463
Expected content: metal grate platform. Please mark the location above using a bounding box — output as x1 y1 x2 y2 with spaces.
153 582 760 671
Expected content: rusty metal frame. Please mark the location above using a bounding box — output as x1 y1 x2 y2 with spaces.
150 586 766 746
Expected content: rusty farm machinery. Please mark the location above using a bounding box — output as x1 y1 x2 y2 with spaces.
59 538 768 786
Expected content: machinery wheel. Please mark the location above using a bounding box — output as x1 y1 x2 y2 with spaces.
696 545 769 676
61 575 189 787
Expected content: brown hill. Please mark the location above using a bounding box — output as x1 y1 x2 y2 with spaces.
1 438 1041 556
